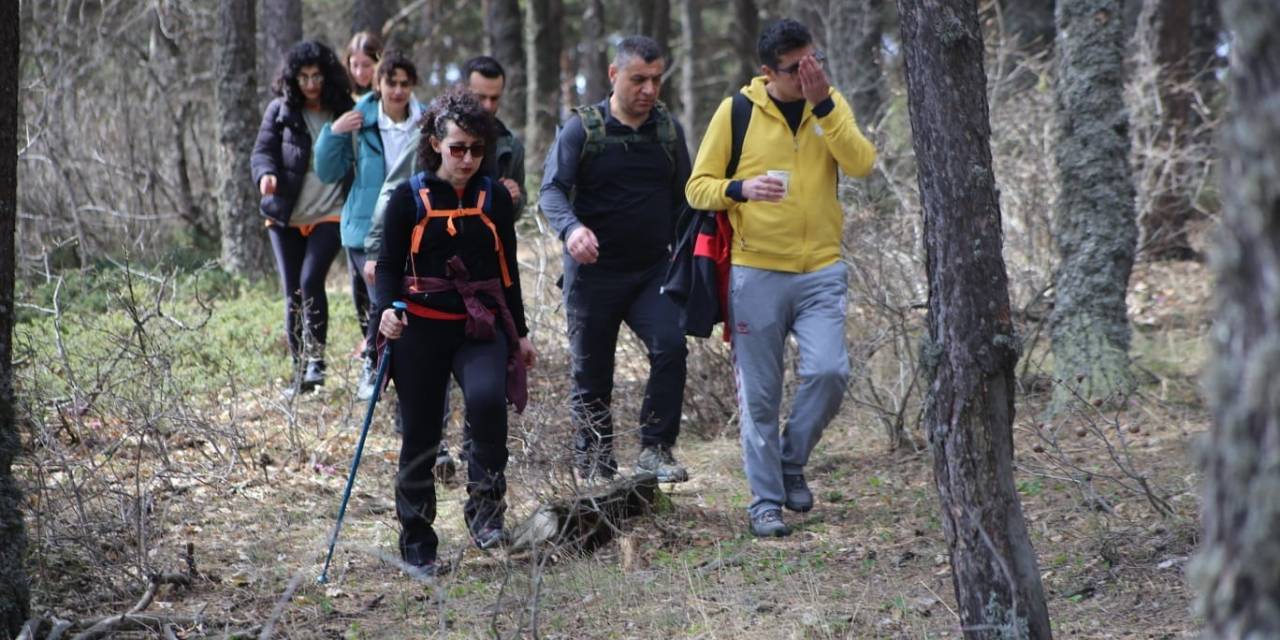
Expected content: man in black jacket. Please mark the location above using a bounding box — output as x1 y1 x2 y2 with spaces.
539 35 692 483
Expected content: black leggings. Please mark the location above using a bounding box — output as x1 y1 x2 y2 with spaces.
390 317 510 565
345 248 373 338
267 223 341 360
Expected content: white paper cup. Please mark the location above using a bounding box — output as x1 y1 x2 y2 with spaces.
767 170 790 199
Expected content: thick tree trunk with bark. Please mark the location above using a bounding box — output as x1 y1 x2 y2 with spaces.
487 0 527 131
261 0 302 96
732 0 760 91
1138 0 1198 261
1191 0 1280 635
525 0 563 167
830 0 885 126
679 0 704 152
897 1 1052 637
1050 0 1137 408
0 1 29 634
352 0 391 35
217 0 271 276
582 0 610 104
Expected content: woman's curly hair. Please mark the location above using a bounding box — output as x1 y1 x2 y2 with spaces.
272 40 354 114
417 88 496 173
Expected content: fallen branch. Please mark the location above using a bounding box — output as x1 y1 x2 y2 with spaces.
68 572 192 640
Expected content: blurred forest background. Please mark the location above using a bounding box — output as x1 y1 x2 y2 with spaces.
3 0 1249 638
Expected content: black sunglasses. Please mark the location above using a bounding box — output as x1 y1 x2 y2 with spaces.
445 143 486 159
773 50 827 75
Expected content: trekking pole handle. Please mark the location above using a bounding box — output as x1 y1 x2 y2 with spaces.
392 300 407 320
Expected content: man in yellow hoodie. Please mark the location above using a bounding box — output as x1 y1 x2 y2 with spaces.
686 19 877 537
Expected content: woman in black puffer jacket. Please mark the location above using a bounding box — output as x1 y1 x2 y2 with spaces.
251 40 354 394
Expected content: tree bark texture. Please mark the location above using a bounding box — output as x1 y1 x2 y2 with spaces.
897 1 1052 637
582 0 610 104
1138 0 1199 261
525 0 563 168
1000 0 1055 52
732 0 760 91
829 0 885 126
1191 0 1280 635
262 0 301 81
217 0 271 276
679 0 704 151
352 0 391 35
0 0 30 633
1049 0 1137 408
487 0 527 131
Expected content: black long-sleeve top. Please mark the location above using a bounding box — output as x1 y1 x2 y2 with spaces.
374 172 528 337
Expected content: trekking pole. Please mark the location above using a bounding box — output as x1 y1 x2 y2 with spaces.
318 301 406 584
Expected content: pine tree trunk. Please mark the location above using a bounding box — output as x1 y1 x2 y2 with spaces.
679 0 704 152
897 0 1053 636
352 0 391 35
1138 0 1198 261
525 0 563 166
582 0 610 104
1050 0 1137 409
830 0 885 126
486 0 527 132
1189 0 1221 107
1191 0 1280 635
217 0 271 277
731 0 760 90
261 0 302 96
0 1 29 634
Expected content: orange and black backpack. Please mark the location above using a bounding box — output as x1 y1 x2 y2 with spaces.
405 173 512 288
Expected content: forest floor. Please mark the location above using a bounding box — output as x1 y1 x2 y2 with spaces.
16 256 1211 639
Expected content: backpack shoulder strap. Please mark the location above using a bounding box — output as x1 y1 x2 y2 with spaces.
726 93 753 178
409 173 430 222
572 105 607 165
653 102 679 166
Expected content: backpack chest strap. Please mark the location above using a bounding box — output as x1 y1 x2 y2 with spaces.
408 188 511 287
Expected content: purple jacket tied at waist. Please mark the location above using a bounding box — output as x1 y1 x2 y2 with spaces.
404 255 528 412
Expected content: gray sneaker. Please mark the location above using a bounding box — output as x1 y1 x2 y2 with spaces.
355 357 376 401
783 473 814 513
637 445 690 483
750 508 792 538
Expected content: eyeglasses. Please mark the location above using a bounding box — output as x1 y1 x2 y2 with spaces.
773 50 827 76
446 143 486 159
297 73 324 86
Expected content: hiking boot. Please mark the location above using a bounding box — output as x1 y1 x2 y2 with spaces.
783 473 814 513
750 508 792 538
404 558 452 579
355 357 377 401
301 358 326 391
434 443 458 483
637 445 689 483
472 525 507 551
574 445 618 483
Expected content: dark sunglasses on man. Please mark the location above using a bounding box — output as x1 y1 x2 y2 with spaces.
773 50 827 75
446 143 486 159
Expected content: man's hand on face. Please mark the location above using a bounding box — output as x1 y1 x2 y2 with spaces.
798 54 831 106
741 175 786 202
500 177 522 205
566 225 600 264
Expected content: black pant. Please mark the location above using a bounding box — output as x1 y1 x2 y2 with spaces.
390 317 510 565
563 255 687 452
345 248 373 338
267 223 340 360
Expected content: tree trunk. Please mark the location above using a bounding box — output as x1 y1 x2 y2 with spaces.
1001 0 1055 52
582 0 610 104
0 0 30 634
731 0 760 91
217 0 271 276
829 0 885 126
1189 0 1222 106
1191 0 1280 635
1138 0 1198 261
897 1 1053 637
352 0 392 35
261 0 302 97
679 0 704 152
486 0 527 132
525 0 563 167
1049 0 1137 409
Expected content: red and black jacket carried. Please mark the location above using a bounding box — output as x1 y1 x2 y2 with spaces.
374 171 529 409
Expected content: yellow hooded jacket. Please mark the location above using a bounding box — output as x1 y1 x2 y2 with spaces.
685 77 877 273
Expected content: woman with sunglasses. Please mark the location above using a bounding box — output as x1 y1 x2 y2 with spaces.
251 40 354 394
374 88 536 576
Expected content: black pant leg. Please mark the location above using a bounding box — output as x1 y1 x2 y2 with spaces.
298 223 341 351
453 330 511 534
346 248 371 337
267 225 306 359
563 256 627 452
624 261 689 448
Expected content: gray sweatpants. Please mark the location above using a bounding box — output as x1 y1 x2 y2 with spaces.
730 262 850 517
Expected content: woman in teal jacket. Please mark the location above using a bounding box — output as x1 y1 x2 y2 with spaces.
314 51 424 396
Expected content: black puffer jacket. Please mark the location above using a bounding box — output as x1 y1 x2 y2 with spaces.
251 98 339 224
